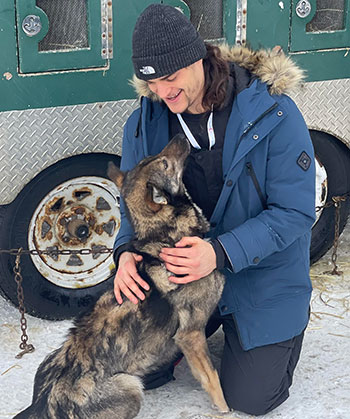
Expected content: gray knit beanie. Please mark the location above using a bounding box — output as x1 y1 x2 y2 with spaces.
132 4 207 80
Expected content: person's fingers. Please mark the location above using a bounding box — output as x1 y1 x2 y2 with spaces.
114 277 124 305
113 252 148 304
126 275 147 301
133 274 150 291
164 263 189 275
175 236 200 247
134 254 143 262
160 247 191 258
161 254 193 268
119 280 141 305
168 274 199 284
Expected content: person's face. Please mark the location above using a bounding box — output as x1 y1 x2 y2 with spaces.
146 60 206 114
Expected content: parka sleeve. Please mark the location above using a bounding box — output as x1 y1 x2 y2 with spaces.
113 109 141 254
217 96 316 273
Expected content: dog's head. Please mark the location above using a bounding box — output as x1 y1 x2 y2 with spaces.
108 134 190 217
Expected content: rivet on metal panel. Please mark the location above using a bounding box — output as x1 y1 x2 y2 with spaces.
3 72 13 81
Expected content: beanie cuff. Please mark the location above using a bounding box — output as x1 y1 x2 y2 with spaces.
133 35 207 81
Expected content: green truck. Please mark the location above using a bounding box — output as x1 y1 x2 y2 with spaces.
0 0 349 319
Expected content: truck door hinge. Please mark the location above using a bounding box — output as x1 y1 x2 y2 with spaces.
101 0 113 59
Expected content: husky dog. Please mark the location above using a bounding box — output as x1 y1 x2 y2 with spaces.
15 135 228 419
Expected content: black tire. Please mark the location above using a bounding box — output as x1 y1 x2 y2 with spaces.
310 130 350 264
0 153 120 320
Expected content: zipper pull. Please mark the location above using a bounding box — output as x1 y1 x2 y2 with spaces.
242 122 253 136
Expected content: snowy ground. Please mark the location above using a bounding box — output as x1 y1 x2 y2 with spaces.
1 224 349 419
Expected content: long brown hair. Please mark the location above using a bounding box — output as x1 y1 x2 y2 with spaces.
202 44 231 111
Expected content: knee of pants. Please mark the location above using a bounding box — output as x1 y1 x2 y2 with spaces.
222 381 290 416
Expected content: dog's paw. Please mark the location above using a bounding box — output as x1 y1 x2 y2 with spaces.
211 403 230 414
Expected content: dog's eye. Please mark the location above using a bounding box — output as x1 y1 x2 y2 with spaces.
162 159 168 170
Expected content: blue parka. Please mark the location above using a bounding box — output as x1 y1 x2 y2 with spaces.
114 46 316 351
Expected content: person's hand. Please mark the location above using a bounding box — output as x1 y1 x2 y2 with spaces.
114 252 149 305
159 236 216 284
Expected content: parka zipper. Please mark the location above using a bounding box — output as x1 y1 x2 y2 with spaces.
237 102 279 149
246 162 267 210
236 103 279 209
241 102 278 138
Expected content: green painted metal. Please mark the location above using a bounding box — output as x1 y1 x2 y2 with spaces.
223 0 236 45
290 0 350 52
1 0 350 114
246 0 350 81
291 49 350 82
246 0 290 51
16 0 105 73
0 0 160 112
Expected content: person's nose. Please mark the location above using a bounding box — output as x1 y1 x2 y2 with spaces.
151 81 170 99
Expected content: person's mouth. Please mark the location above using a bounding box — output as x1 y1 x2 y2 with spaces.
166 90 182 103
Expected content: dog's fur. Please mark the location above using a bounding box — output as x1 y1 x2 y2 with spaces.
15 135 228 419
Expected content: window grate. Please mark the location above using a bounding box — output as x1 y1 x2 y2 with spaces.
306 0 345 32
37 0 89 52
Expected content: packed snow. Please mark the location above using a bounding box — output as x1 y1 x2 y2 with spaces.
1 224 349 419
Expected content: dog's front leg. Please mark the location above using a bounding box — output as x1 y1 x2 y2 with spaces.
174 330 229 413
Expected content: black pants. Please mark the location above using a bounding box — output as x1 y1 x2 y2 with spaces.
143 308 305 416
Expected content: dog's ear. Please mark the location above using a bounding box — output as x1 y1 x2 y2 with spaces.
145 185 167 213
107 162 124 189
152 186 167 205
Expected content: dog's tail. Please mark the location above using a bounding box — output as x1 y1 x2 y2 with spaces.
13 374 143 419
13 406 33 419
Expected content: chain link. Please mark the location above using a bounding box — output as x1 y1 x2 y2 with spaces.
0 247 114 256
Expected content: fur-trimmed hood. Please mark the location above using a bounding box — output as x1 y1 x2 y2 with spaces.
131 45 305 101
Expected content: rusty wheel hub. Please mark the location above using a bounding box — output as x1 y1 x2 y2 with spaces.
28 176 120 288
315 156 328 224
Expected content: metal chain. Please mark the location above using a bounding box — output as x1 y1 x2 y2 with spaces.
0 247 114 256
323 196 348 276
4 246 114 358
316 192 350 276
13 248 35 359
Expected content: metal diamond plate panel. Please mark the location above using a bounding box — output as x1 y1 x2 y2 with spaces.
0 99 138 204
291 78 350 147
1 79 350 206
